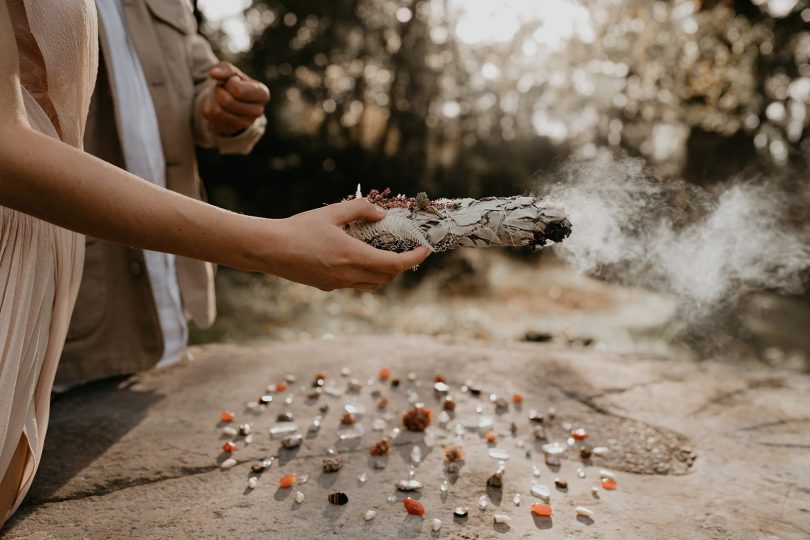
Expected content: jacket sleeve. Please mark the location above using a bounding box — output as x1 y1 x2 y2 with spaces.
189 25 266 155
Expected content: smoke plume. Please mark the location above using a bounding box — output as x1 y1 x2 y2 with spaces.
539 154 810 322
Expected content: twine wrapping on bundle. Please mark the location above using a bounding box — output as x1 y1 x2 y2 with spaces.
344 187 572 253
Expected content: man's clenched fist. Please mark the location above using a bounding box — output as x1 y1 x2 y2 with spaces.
203 61 270 135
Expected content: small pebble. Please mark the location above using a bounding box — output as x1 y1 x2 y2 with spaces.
364 509 377 521
439 479 449 493
532 465 541 477
251 458 274 473
487 471 504 489
358 472 368 484
478 495 488 510
396 479 424 492
281 434 303 449
576 506 594 519
259 395 273 405
239 423 252 436
454 506 469 518
222 441 237 453
592 446 610 456
403 496 424 516
222 426 237 437
531 482 550 500
577 468 586 478
493 514 510 524
487 448 510 461
247 476 258 489
431 518 442 531
294 491 305 504
276 412 294 422
322 456 342 473
244 434 253 445
599 469 617 481
554 478 568 489
528 409 544 423
513 493 521 506
328 492 349 505
591 486 600 496
220 410 235 423
530 502 552 517
220 457 236 469
340 366 351 376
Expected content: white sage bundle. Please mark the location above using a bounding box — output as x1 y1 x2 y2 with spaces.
345 188 572 253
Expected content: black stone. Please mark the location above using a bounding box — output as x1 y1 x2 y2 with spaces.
328 492 349 505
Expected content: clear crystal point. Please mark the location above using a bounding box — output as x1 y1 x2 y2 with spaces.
410 445 422 463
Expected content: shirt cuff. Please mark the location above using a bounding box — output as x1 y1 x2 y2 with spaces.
210 114 267 155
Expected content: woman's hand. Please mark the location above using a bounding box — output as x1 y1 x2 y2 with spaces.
260 198 431 291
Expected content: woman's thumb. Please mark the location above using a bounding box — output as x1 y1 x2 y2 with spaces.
332 198 386 225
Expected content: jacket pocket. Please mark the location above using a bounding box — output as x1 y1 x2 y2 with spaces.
66 238 107 341
144 0 192 34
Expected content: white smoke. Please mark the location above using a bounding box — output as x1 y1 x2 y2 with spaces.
539 154 810 315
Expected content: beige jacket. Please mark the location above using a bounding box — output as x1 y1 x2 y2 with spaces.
56 0 266 385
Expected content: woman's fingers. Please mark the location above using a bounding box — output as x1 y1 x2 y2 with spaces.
358 244 432 274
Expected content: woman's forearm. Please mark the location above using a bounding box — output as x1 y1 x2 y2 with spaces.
0 121 267 272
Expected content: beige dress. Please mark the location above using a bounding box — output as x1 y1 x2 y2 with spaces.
0 0 97 520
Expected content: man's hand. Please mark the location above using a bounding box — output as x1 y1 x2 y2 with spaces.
259 198 431 291
203 61 270 136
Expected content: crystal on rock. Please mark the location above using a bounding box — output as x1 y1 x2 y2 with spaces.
433 382 450 394
431 518 442 532
338 425 365 441
530 482 551 501
281 433 304 449
294 491 305 504
532 465 541 477
267 425 291 439
513 493 521 506
478 495 488 510
438 410 451 424
592 446 610 456
577 468 586 478
386 495 397 503
222 426 237 437
239 424 252 436
576 506 594 519
247 476 258 489
244 434 254 445
251 457 274 473
344 403 366 416
358 472 368 484
487 448 510 461
364 509 377 521
410 445 422 464
220 457 236 469
599 469 617 481
396 479 424 491
493 514 510 524
371 418 387 431
440 480 448 493
323 385 344 397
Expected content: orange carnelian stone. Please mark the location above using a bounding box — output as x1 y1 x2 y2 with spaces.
275 382 288 392
571 428 589 441
531 503 553 517
403 496 425 516
485 431 497 444
222 441 236 453
601 478 617 490
279 473 297 489
512 393 523 404
378 368 391 381
220 410 235 423
435 375 446 383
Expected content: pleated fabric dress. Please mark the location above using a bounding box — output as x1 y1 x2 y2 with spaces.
0 0 97 521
